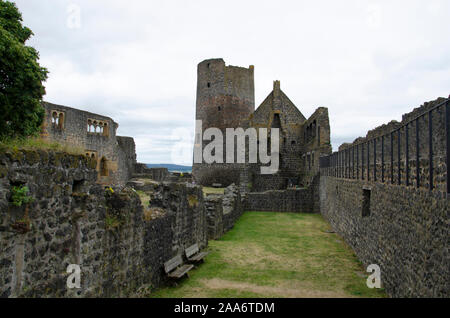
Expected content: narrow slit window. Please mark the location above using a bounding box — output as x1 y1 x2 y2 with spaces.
362 189 371 217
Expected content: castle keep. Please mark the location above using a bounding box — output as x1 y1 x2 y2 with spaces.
193 58 332 191
193 59 255 186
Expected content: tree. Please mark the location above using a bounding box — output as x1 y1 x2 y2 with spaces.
0 0 48 138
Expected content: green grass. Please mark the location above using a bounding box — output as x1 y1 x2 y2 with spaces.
0 136 84 155
202 187 225 196
149 212 386 298
135 190 150 207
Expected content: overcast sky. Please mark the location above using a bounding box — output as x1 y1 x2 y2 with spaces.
13 0 450 164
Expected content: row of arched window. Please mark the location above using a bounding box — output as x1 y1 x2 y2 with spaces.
87 119 109 136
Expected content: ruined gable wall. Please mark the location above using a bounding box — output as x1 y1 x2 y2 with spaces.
41 102 135 187
249 84 309 191
116 136 137 184
302 107 332 186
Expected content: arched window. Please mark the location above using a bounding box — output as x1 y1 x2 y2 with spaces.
100 157 108 176
52 112 58 125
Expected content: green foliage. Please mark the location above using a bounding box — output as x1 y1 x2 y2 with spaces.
0 1 48 138
135 190 150 206
105 214 121 230
11 185 33 207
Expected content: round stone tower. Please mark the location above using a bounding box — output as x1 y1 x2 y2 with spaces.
193 58 255 186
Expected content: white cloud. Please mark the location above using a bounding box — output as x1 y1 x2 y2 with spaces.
13 0 450 162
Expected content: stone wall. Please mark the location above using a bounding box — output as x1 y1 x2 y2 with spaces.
0 149 213 298
204 184 243 240
319 176 448 297
245 176 319 213
41 102 136 187
133 164 169 182
116 136 137 184
318 97 449 298
302 107 332 186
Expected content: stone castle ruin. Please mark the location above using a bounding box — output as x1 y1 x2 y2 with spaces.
40 102 137 186
0 58 448 298
193 59 332 191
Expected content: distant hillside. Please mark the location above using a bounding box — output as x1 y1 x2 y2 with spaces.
146 164 192 173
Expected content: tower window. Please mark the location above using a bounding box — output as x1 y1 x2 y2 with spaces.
207 63 210 68
218 106 221 111
207 82 211 88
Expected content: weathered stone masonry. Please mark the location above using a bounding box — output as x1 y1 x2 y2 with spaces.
41 102 137 187
319 97 449 298
0 149 243 297
192 59 332 215
204 184 244 240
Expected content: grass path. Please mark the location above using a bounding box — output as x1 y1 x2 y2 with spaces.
150 212 386 298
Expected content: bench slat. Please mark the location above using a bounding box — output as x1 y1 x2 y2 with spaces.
168 264 194 279
188 251 209 262
185 243 200 258
164 254 183 273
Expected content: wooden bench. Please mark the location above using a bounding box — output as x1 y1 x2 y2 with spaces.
164 254 194 279
185 243 209 264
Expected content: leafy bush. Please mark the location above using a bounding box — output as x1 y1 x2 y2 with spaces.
11 185 33 207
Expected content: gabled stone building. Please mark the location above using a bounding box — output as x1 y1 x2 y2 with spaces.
247 80 331 191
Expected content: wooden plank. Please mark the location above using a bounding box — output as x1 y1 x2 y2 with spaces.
164 254 183 274
185 244 199 259
168 264 194 279
188 251 209 263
